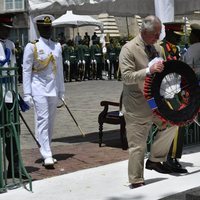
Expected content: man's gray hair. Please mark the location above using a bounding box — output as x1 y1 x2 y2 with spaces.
141 15 161 32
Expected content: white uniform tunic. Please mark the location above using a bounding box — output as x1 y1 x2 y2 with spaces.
1 39 16 67
23 37 65 159
0 39 16 102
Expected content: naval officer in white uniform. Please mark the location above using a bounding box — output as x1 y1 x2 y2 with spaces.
23 14 65 167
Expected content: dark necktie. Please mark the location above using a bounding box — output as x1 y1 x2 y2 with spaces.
145 45 158 61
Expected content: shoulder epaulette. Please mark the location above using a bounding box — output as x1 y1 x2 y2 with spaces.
31 40 39 44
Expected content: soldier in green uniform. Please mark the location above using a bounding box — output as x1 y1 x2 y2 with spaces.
161 23 183 60
90 39 103 80
62 41 71 82
76 39 85 81
82 39 91 80
161 22 188 173
115 40 122 80
63 39 78 81
90 41 97 79
106 38 118 80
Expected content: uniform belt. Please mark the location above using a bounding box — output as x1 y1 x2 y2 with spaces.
70 56 76 58
95 53 102 56
84 54 90 56
109 53 116 55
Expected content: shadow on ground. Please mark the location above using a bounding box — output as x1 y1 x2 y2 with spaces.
22 129 128 181
52 129 128 150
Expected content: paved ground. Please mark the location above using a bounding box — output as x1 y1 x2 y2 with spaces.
2 79 200 199
1 146 200 200
18 79 128 181
18 79 123 149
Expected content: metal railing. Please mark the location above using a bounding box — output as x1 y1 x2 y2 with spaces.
184 115 200 146
0 67 32 193
147 119 200 154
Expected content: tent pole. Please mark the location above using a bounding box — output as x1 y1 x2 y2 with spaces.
73 28 75 42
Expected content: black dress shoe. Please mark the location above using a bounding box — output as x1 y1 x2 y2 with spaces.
163 160 188 173
146 159 172 174
167 157 182 168
130 182 145 189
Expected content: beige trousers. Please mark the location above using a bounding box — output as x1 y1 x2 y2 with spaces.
125 112 177 184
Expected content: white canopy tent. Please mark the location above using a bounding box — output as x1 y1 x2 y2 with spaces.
28 0 200 17
52 10 103 40
52 10 103 30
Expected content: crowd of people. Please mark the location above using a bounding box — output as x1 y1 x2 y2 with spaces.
58 32 125 82
14 31 126 83
1 12 200 191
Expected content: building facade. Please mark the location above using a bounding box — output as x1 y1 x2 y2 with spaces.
0 0 29 46
0 0 199 47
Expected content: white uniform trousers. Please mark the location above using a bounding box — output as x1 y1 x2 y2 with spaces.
125 112 177 184
33 96 58 159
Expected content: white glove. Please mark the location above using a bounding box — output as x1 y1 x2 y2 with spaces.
146 57 164 74
24 95 34 107
58 92 65 100
64 60 69 65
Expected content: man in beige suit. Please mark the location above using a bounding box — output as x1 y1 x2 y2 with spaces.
119 15 178 188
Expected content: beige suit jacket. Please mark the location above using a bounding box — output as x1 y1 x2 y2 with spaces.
119 35 164 118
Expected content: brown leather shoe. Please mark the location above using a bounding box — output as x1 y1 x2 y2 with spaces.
130 182 145 189
146 159 172 174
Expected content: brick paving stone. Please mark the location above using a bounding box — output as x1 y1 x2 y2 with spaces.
21 136 128 181
18 80 127 181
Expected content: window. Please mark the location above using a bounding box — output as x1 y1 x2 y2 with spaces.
5 0 24 11
10 28 28 47
15 0 23 9
5 0 13 9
